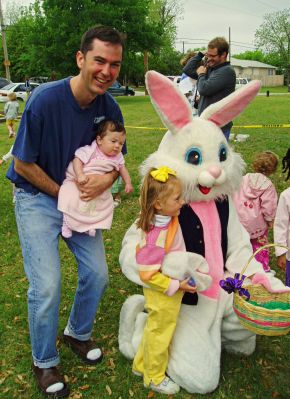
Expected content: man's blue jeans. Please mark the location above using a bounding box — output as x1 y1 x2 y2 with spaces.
14 189 108 368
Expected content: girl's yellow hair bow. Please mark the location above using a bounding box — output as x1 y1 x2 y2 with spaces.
150 166 177 182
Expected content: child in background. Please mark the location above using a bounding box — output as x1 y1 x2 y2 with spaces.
4 93 19 138
133 166 197 395
233 151 278 272
0 144 16 202
58 120 133 238
274 148 290 286
0 144 14 165
179 51 201 116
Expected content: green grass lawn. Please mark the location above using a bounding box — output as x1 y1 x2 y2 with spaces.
259 86 288 93
0 94 289 399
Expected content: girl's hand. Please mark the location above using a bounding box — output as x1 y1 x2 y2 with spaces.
277 254 286 271
179 277 197 293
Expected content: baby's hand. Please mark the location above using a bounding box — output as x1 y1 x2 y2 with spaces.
179 277 197 294
77 174 89 185
125 183 133 193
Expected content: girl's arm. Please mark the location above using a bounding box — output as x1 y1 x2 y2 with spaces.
260 183 278 222
119 165 133 193
72 157 88 185
137 236 196 295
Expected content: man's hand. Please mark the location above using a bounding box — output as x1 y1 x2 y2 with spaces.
197 65 207 76
76 171 117 201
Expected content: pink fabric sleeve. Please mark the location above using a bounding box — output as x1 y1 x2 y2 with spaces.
274 191 290 257
165 279 180 296
75 143 95 164
260 182 278 221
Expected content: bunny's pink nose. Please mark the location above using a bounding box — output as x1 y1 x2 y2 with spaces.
208 165 221 178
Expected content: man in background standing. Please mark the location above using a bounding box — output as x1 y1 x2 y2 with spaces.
183 37 236 140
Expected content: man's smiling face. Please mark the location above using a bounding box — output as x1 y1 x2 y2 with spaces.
77 38 122 98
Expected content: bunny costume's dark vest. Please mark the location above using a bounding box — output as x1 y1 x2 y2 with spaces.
179 198 229 305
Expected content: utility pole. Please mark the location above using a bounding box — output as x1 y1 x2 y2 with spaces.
228 26 231 62
0 0 10 80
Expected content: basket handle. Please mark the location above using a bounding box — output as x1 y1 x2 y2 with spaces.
240 243 290 276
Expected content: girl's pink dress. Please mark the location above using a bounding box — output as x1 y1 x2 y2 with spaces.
58 141 124 233
233 173 278 271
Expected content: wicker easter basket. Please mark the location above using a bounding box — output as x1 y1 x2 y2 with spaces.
233 244 290 336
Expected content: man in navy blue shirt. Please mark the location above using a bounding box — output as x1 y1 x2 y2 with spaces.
7 26 125 398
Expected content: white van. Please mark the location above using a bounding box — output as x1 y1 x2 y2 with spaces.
235 77 251 90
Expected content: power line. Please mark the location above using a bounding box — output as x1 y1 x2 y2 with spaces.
254 0 283 12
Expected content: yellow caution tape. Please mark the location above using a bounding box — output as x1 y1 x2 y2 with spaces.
125 124 290 130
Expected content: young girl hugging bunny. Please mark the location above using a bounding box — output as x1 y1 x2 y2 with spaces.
132 166 197 395
58 120 133 238
233 151 278 272
274 148 290 286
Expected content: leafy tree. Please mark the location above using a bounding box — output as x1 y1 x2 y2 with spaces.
255 8 290 83
233 50 265 62
2 0 165 81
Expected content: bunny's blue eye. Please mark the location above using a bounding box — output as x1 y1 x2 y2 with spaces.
185 147 202 166
219 144 227 162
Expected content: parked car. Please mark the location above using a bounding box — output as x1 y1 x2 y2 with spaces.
235 77 251 90
108 81 135 96
166 76 182 84
0 82 39 102
29 76 49 84
0 77 11 89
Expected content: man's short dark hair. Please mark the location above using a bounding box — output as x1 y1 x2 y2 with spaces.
80 25 125 55
208 37 229 56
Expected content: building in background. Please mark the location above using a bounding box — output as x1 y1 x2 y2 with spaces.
231 58 284 86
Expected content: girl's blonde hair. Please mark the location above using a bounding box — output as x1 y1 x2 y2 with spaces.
136 168 181 233
252 151 278 176
8 93 17 101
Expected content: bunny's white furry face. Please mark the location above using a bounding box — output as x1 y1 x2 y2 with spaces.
140 71 261 203
140 118 245 203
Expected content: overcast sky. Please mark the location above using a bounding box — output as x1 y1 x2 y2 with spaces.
175 0 289 55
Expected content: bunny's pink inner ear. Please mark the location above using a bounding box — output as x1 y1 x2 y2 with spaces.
201 80 261 127
146 71 192 132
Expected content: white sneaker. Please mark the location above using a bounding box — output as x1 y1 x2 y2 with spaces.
145 376 180 395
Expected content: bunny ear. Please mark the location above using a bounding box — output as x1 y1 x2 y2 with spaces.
145 71 193 134
200 80 261 127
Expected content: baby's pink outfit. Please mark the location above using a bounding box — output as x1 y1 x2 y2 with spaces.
58 141 124 237
233 173 278 271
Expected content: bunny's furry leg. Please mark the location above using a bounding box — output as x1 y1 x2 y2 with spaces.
118 294 145 359
166 296 222 394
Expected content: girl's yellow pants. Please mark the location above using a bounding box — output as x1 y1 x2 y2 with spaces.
133 287 183 386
